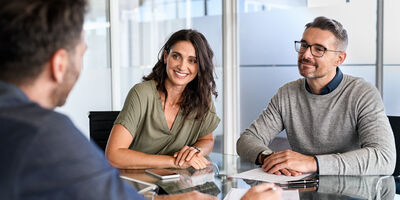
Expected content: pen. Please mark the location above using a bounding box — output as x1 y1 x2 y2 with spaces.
281 183 318 189
286 179 319 184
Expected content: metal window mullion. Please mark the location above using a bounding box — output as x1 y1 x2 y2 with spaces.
376 0 384 97
222 0 239 156
110 0 122 110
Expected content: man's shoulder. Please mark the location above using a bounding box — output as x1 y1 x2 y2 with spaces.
0 103 90 177
0 103 81 152
0 104 127 200
278 78 304 93
343 74 370 84
342 74 377 92
3 103 73 132
1 102 104 162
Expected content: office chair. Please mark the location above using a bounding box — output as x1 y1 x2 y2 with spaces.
388 116 400 176
89 111 120 151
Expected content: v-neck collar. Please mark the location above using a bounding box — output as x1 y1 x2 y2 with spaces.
151 80 182 134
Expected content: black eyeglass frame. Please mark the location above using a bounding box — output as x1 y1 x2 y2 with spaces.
294 41 342 58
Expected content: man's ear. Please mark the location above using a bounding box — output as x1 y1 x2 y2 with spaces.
50 49 68 83
336 52 347 66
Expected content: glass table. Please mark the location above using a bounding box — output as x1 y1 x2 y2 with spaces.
119 153 397 199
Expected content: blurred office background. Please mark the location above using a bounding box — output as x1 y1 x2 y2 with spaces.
57 0 400 154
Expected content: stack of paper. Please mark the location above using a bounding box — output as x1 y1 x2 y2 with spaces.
230 168 313 184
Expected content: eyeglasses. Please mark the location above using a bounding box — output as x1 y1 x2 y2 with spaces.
294 41 342 57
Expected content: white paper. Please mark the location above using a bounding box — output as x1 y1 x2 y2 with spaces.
230 168 312 184
223 188 299 200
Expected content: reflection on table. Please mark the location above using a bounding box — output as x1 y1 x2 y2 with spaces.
119 153 396 200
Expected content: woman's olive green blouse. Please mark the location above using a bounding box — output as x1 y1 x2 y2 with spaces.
114 80 220 155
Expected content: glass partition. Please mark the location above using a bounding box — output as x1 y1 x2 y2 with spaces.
384 0 400 116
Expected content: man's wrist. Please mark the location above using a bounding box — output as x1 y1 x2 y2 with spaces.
255 151 264 165
256 150 272 165
313 155 319 174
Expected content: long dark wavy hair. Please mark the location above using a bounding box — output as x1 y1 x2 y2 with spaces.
143 29 217 120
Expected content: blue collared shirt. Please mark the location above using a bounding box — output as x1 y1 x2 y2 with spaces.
0 80 146 200
305 67 343 95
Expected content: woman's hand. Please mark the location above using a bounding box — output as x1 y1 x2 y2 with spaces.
173 145 210 169
174 155 210 170
174 146 199 165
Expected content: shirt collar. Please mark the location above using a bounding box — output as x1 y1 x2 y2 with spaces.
0 81 31 106
305 67 343 95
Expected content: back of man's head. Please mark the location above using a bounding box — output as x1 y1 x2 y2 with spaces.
0 0 88 85
305 16 348 51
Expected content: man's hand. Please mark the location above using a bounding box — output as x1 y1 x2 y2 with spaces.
261 150 317 176
241 183 282 200
268 168 302 176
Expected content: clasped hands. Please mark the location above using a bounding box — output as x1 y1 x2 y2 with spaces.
261 149 317 176
173 145 210 170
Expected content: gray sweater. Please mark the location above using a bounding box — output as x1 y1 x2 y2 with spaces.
237 74 396 175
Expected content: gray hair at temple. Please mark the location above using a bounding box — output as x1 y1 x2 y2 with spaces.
305 16 348 51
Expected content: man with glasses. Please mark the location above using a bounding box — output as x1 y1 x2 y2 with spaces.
237 16 395 176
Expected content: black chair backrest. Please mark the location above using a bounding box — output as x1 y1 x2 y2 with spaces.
89 111 120 151
388 116 400 176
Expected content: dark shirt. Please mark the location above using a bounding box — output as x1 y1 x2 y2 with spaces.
305 67 343 95
0 81 146 200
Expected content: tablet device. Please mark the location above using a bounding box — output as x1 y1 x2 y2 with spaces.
145 169 180 180
120 175 158 194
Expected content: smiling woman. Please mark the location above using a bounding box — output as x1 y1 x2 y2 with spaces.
164 40 199 89
105 29 220 170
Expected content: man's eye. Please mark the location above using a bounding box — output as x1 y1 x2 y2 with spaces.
314 46 325 52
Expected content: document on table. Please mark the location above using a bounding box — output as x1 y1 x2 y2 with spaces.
230 168 313 184
223 188 299 200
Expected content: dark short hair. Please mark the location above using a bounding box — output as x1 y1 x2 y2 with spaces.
143 29 217 120
305 16 348 51
0 0 88 84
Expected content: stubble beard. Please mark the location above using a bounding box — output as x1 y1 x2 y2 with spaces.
52 62 79 108
298 57 320 79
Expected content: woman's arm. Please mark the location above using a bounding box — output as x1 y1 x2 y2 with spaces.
105 124 177 169
173 133 214 169
192 132 214 156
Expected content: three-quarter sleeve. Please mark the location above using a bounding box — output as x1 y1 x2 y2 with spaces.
114 87 142 138
199 102 221 138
